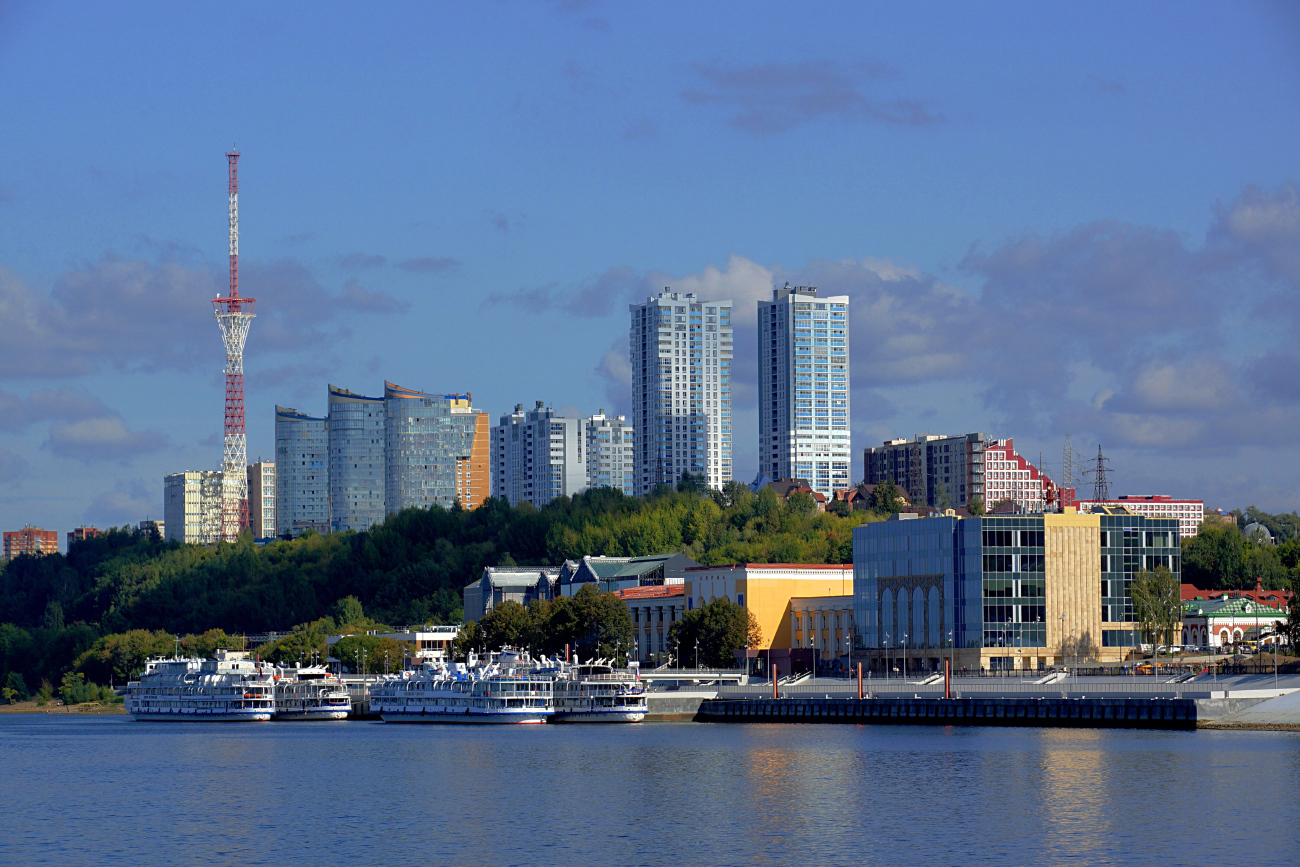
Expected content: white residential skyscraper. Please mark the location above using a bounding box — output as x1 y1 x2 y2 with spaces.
629 290 733 493
584 410 635 496
758 285 850 497
491 401 586 507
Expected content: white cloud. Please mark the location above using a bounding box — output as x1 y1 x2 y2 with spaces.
44 417 167 464
84 479 157 527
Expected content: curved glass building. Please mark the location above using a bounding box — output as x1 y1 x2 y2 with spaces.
328 384 386 532
274 405 329 538
384 381 490 513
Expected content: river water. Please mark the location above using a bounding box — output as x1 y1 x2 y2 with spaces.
2 716 1295 866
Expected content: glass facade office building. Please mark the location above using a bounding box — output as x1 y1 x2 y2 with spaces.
274 406 330 537
328 384 386 532
853 509 1181 671
384 381 490 513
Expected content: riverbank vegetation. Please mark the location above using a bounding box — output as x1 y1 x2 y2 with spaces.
0 483 877 693
3 486 1296 698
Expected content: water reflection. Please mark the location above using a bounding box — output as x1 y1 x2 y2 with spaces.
1 717 1297 866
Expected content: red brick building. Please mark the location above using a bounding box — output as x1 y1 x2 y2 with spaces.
67 526 100 547
3 527 59 560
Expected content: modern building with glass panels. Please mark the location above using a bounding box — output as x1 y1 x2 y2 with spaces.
628 291 732 493
491 401 586 507
852 507 1181 672
585 410 635 496
758 285 850 498
384 381 490 513
274 405 330 537
328 384 386 532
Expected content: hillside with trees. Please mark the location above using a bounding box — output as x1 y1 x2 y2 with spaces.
0 481 879 694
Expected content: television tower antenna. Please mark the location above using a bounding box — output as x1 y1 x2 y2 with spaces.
1082 444 1111 504
213 147 256 543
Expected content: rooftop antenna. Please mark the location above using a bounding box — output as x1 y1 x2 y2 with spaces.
213 146 257 542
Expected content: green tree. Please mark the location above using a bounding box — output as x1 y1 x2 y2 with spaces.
451 620 483 661
42 601 64 630
59 671 115 705
967 495 985 517
1285 591 1300 648
786 491 820 519
73 629 174 684
331 596 366 627
181 628 242 658
332 635 411 674
869 481 905 514
566 584 635 662
1182 523 1250 589
477 600 531 651
746 608 763 649
668 597 750 668
935 481 952 511
1244 545 1290 590
677 471 707 495
3 671 28 703
1130 565 1182 659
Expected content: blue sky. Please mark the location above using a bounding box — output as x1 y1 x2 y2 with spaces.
2 1 1299 540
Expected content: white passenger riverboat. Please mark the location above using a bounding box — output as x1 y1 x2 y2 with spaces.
125 650 274 722
371 652 554 724
274 665 351 720
553 662 646 723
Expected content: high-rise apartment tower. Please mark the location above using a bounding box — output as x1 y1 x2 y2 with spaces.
629 291 732 493
247 460 276 540
585 410 635 496
491 401 586 507
328 384 386 532
758 286 850 497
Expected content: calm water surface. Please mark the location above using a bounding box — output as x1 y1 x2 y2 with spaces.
1 716 1296 866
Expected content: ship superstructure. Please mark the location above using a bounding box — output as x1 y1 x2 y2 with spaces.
552 661 646 723
125 650 274 721
273 665 351 720
370 651 554 724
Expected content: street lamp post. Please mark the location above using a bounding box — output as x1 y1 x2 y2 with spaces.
885 633 890 681
948 630 954 680
902 633 908 681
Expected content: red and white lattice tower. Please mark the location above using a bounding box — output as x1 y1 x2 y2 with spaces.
213 148 256 543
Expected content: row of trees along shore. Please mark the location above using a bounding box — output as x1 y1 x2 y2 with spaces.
459 584 762 668
2 476 1298 702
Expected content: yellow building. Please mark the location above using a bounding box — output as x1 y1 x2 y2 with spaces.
683 563 853 652
789 595 857 659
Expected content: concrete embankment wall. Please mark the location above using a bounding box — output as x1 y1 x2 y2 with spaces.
698 696 1198 730
646 691 716 721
